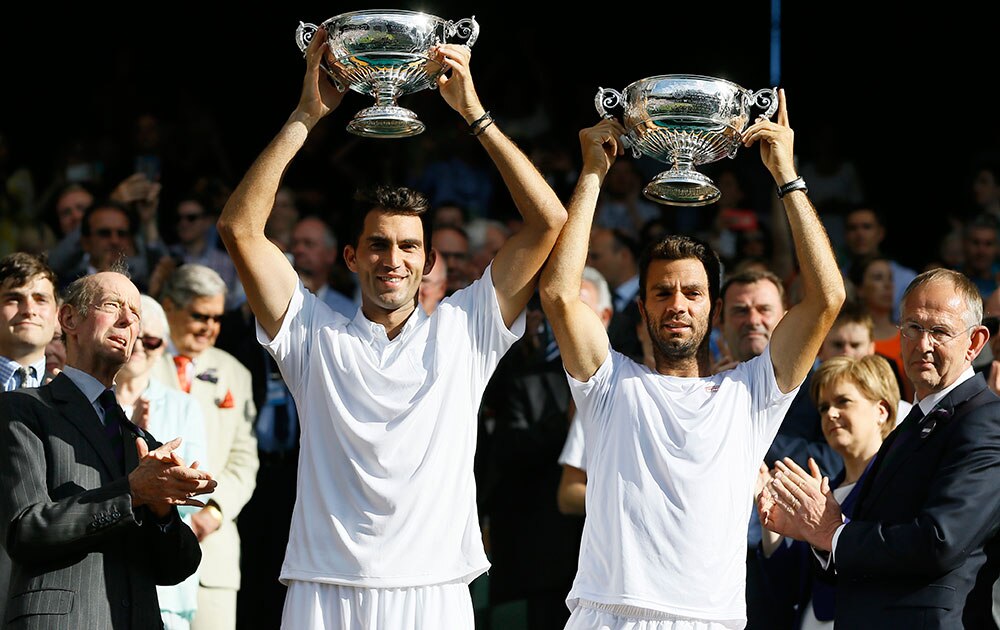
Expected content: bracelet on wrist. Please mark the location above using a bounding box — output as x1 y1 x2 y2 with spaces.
776 176 808 199
469 111 494 136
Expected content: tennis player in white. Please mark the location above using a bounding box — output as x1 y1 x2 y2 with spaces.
539 93 845 629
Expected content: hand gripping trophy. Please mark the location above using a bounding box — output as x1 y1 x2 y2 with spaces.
296 10 479 138
596 75 777 206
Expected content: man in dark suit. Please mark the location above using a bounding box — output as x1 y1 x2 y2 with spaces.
761 268 1000 628
0 270 214 628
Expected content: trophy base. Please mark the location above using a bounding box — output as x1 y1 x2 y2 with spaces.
347 105 426 138
643 170 720 207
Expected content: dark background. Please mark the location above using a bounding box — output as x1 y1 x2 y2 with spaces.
1 2 994 269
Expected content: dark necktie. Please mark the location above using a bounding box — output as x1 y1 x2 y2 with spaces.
13 367 28 390
857 404 926 511
98 389 126 474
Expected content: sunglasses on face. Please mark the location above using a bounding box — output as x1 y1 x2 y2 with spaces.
94 228 130 239
140 335 164 350
189 311 223 324
177 213 205 223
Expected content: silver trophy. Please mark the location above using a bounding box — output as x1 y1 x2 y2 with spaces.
596 75 778 206
296 10 479 138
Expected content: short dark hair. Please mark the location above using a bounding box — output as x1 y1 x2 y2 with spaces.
832 300 875 339
638 234 722 310
349 186 431 249
0 253 58 293
720 268 785 308
81 199 136 237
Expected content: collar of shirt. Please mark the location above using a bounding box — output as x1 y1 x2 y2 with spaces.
349 303 427 349
0 355 46 390
62 365 114 420
915 366 976 416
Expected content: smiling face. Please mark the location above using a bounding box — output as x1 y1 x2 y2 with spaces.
0 274 57 362
163 293 224 359
345 210 433 320
637 258 713 373
720 280 785 362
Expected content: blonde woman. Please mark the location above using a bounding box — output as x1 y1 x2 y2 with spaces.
757 355 899 630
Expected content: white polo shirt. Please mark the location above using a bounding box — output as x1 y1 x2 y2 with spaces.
567 347 798 626
258 264 524 588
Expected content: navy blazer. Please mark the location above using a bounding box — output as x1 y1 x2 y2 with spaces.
832 374 1000 629
0 373 201 629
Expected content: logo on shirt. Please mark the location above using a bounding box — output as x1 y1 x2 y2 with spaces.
704 384 720 394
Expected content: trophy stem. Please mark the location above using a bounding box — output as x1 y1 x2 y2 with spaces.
373 82 402 108
643 150 721 207
348 81 426 138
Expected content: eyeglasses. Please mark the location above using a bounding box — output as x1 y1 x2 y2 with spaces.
177 213 205 223
140 335 164 350
189 311 223 324
898 322 975 345
94 228 130 239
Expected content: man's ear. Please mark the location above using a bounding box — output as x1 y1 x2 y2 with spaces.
58 304 77 336
423 248 437 276
343 245 358 273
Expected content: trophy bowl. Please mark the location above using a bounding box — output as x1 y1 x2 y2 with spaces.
596 75 777 206
296 10 479 138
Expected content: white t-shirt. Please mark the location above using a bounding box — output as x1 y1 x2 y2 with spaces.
566 347 798 625
558 414 587 470
258 264 524 588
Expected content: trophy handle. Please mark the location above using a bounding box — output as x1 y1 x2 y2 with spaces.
620 134 642 160
295 22 317 54
750 88 779 120
445 16 480 47
595 87 623 119
295 21 346 93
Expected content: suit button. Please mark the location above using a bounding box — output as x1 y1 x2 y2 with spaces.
121 598 130 607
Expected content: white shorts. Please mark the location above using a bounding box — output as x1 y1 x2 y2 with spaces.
280 580 475 630
565 600 743 630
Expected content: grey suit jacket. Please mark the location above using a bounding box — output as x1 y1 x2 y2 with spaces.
0 373 201 629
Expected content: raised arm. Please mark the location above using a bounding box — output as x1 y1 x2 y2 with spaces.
217 29 346 339
539 120 625 381
435 44 566 328
742 90 845 393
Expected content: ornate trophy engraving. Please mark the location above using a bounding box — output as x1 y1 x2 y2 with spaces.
296 10 479 138
595 75 778 206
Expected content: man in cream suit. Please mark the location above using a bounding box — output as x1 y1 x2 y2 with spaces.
153 263 258 630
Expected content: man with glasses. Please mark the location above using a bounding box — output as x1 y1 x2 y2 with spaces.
54 200 167 293
168 196 245 311
762 268 1000 628
0 270 211 628
153 263 258 630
